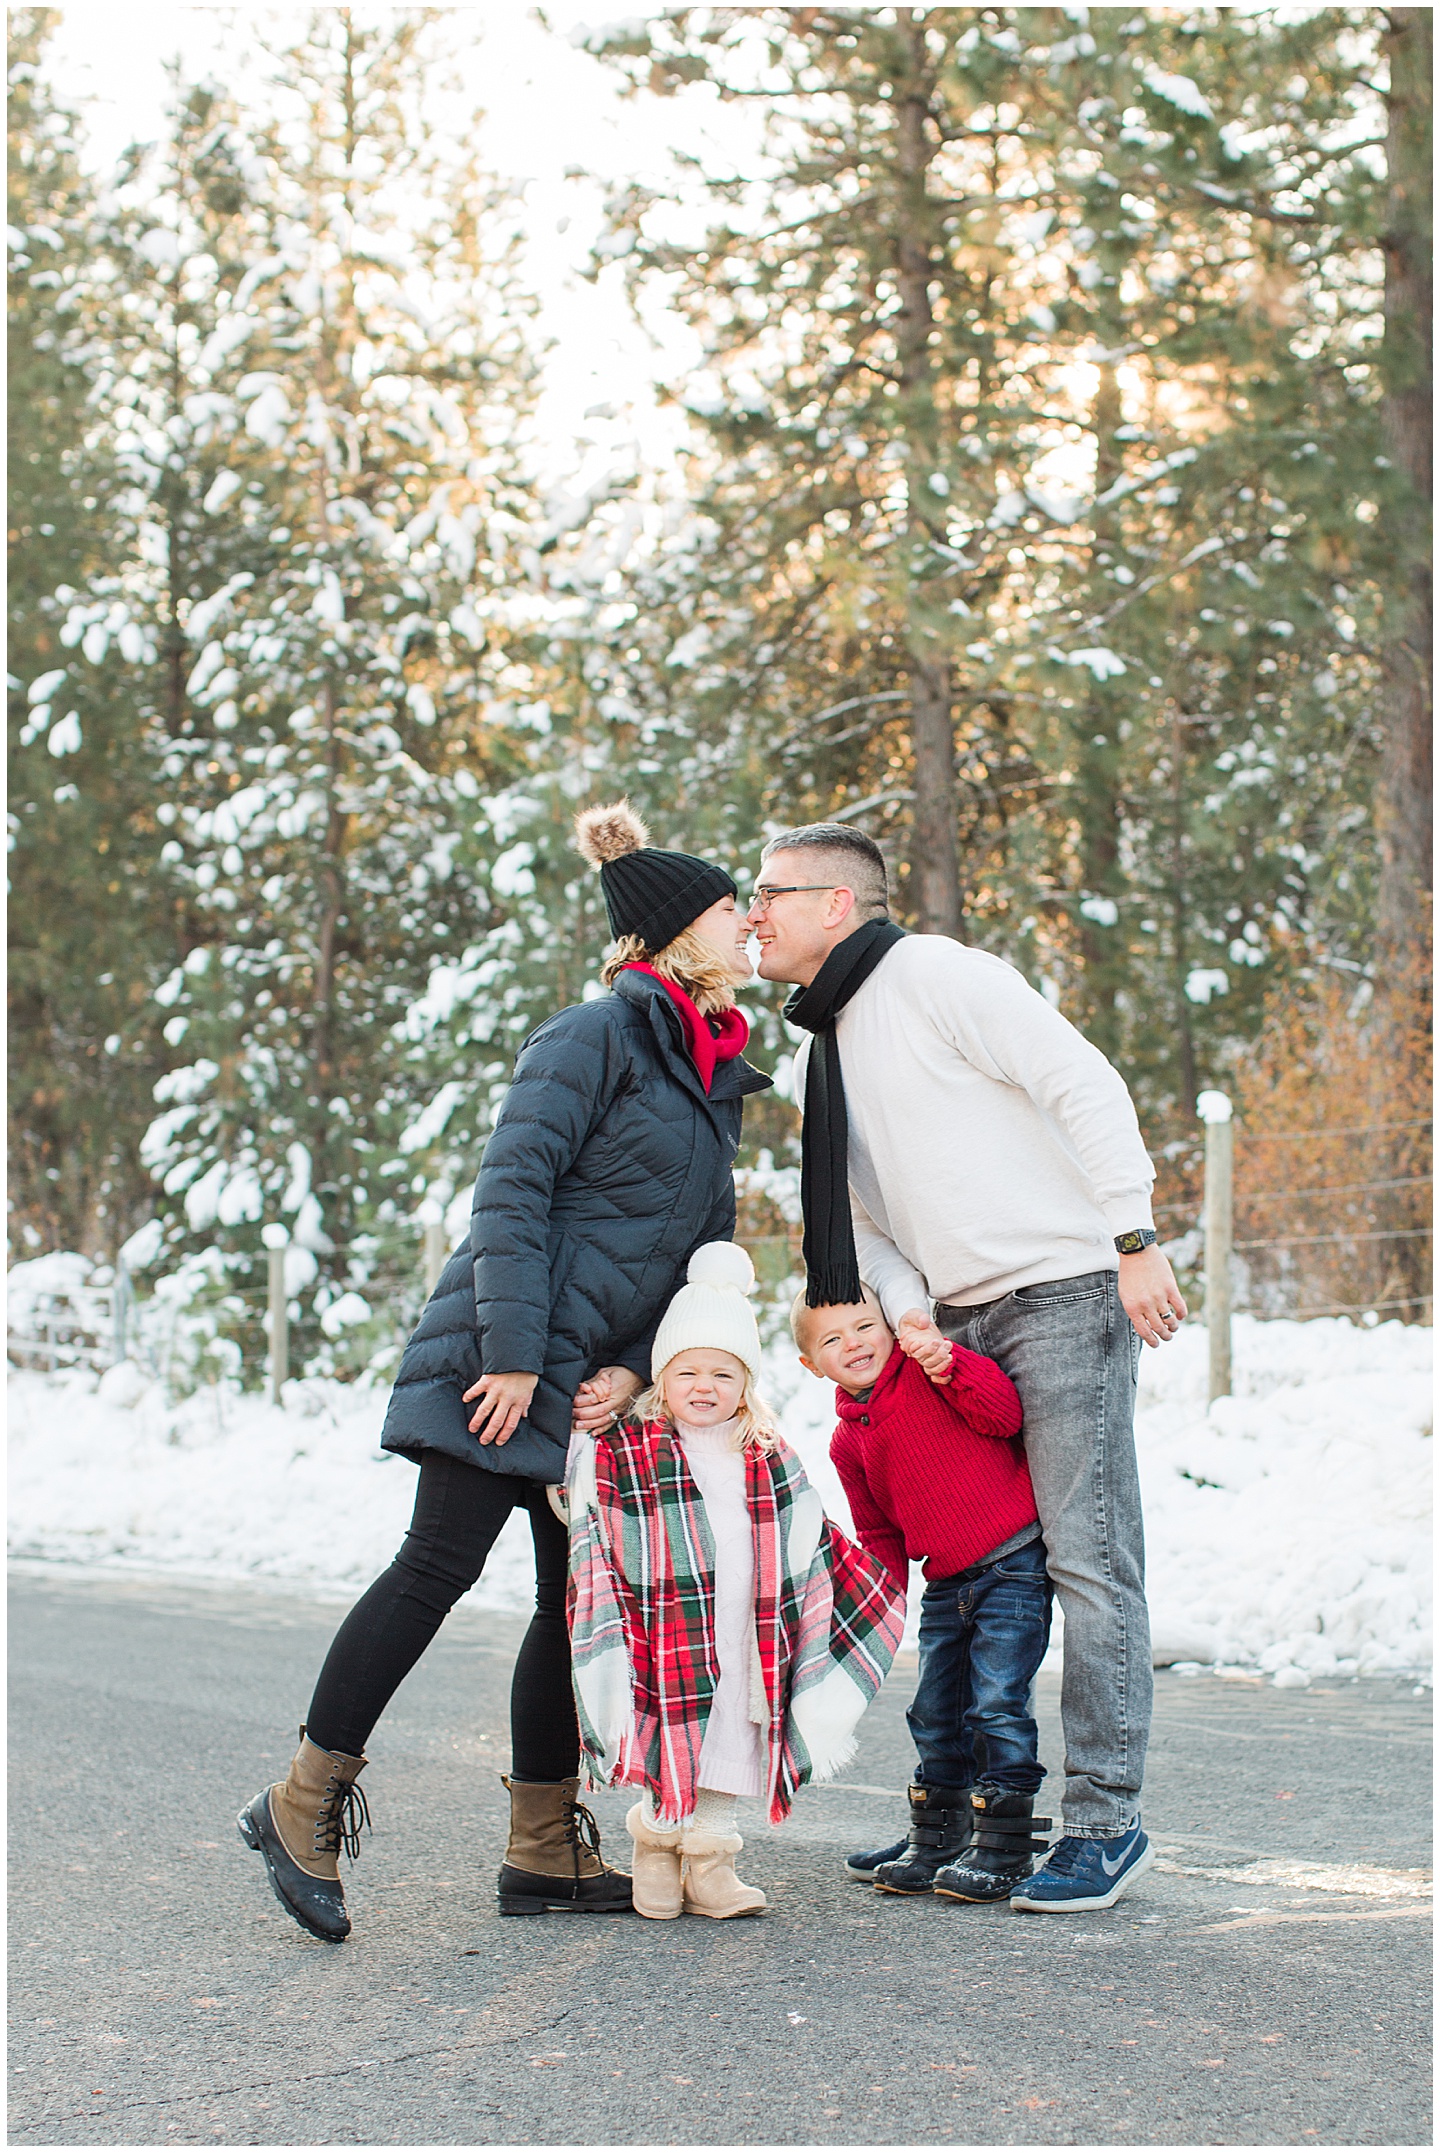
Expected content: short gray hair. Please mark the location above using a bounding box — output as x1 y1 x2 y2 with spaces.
761 822 889 920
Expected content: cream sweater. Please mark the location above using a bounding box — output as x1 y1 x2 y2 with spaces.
792 934 1156 1324
674 1418 766 1798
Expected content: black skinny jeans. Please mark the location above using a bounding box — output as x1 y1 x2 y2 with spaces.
305 1451 579 1781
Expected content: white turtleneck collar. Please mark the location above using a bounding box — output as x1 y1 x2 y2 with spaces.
672 1414 743 1450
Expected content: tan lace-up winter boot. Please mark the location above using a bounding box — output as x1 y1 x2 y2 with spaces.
237 1729 370 1942
625 1802 684 1919
680 1825 767 1919
497 1776 633 1915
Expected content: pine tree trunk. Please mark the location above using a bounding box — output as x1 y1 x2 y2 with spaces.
1377 8 1432 966
313 677 348 1095
909 654 961 933
1168 710 1199 1118
164 298 188 737
310 21 360 1156
1075 361 1126 1058
894 13 961 938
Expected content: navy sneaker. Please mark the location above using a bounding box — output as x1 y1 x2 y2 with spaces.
845 1836 908 1880
1009 1819 1153 1912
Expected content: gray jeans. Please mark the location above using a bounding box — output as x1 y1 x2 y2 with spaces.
936 1269 1149 1838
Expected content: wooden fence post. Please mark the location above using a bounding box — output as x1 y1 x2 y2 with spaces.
1197 1089 1233 1403
423 1219 446 1297
263 1224 290 1406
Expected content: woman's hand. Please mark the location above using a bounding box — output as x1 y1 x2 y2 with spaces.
462 1370 538 1445
572 1365 644 1432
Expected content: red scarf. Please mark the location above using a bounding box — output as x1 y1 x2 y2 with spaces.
622 963 748 1093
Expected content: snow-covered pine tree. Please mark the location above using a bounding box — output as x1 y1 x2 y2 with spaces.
42 11 605 1379
581 8 1061 941
982 6 1394 1114
8 9 174 1253
1373 8 1431 974
580 6 1397 1137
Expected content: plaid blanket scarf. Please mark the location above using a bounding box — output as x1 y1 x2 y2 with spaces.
567 1417 905 1826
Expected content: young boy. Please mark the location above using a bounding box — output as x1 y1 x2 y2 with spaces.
794 1286 1053 1903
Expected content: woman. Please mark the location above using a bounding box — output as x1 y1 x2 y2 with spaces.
239 803 769 1940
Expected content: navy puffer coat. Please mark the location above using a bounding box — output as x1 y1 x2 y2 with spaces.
380 968 772 1485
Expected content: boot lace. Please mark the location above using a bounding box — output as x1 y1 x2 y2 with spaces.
314 1776 372 1865
563 1795 603 1877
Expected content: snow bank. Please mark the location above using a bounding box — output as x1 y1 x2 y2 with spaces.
6 1367 541 1613
7 1314 1431 1679
1134 1313 1432 1680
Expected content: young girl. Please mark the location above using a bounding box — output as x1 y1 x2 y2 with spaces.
565 1243 905 1919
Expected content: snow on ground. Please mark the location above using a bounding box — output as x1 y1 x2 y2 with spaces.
7 1314 1431 1682
7 1364 542 1614
1133 1314 1432 1681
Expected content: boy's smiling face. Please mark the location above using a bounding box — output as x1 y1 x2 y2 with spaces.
798 1293 895 1393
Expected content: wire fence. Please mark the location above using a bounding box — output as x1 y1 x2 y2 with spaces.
8 1109 1431 1405
7 1217 449 1395
1173 1101 1432 1400
1235 1119 1431 1141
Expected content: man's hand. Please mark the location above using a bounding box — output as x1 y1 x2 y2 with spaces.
1118 1247 1188 1348
572 1365 644 1433
462 1370 538 1445
896 1308 954 1383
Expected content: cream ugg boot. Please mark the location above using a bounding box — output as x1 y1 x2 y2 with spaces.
680 1825 767 1919
625 1802 685 1920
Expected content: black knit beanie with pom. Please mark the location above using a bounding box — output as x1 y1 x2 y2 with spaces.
573 802 737 954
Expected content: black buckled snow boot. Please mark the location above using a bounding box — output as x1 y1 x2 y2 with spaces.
845 1834 909 1881
933 1787 1051 1903
873 1783 972 1896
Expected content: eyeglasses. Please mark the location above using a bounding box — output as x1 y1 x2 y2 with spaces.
748 882 839 915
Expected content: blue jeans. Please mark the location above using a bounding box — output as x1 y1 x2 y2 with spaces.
936 1270 1149 1837
909 1537 1052 1796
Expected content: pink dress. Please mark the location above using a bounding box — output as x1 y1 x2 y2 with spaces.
673 1417 767 1798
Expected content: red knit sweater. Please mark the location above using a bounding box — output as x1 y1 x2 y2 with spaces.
829 1341 1035 1587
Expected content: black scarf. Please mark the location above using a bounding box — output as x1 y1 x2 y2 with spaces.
784 919 906 1308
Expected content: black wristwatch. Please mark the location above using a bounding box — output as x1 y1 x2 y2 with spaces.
1114 1229 1157 1256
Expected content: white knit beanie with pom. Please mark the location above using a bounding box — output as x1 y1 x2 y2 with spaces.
650 1243 762 1382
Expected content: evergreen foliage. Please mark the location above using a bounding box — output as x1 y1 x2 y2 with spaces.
8 6 1429 1362
10 13 634 1374
579 6 1401 1127
8 9 174 1253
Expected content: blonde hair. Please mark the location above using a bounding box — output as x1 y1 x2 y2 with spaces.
637 1355 778 1453
789 1280 888 1351
601 926 737 1017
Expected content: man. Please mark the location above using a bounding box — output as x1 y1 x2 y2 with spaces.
749 821 1186 1912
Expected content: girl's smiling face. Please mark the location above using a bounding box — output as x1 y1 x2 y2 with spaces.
661 1349 748 1426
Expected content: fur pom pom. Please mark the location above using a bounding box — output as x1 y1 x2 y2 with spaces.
686 1242 755 1296
574 800 649 868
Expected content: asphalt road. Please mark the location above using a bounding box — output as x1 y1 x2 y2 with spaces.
8 1565 1432 2147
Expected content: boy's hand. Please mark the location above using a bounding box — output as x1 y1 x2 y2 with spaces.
896 1309 954 1383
